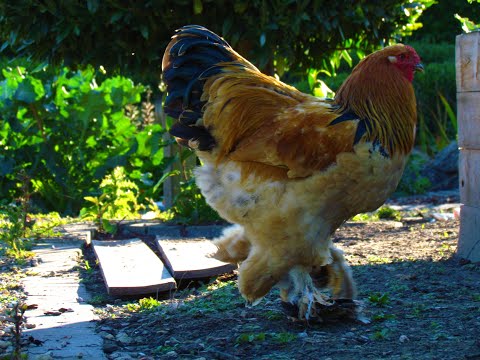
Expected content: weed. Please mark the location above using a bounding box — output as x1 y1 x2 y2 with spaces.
377 206 402 221
0 174 67 259
368 292 390 307
372 312 397 322
366 255 391 265
371 328 390 340
396 152 431 195
412 304 426 317
236 332 266 344
438 243 453 258
263 310 284 321
80 166 142 234
88 294 110 306
83 260 94 274
352 212 378 222
125 297 161 312
153 345 176 354
271 332 298 344
4 301 29 359
172 177 222 225
178 280 243 315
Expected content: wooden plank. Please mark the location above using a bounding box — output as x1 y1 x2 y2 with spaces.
458 205 480 262
156 237 237 279
459 149 480 208
92 238 176 296
457 92 480 149
456 32 480 93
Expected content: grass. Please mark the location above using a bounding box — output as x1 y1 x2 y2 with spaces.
366 255 392 265
352 206 403 222
371 328 391 340
368 292 390 307
236 332 297 345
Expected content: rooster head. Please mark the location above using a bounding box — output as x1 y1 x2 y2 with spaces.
385 45 424 82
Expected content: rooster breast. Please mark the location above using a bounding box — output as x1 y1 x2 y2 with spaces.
195 143 406 302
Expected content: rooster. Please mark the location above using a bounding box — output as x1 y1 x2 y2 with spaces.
162 25 423 319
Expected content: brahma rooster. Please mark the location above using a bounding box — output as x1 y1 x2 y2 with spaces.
162 25 422 319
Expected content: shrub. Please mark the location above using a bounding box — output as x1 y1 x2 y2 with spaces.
0 65 169 215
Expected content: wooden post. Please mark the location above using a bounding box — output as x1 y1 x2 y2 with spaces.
456 32 480 262
156 98 197 209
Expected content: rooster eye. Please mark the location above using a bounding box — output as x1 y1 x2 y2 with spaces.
399 54 406 60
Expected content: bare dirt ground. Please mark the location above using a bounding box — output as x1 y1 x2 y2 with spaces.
1 193 479 360
84 214 480 360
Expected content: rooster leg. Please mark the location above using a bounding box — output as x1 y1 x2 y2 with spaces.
279 267 333 320
212 224 250 263
238 248 291 305
325 246 356 299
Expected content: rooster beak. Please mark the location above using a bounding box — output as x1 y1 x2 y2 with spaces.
415 63 424 72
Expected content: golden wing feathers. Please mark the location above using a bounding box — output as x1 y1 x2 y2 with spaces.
202 67 359 178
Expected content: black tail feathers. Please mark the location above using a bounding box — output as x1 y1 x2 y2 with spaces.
162 25 237 151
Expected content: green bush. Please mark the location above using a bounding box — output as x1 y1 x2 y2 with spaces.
0 65 169 215
0 0 433 82
412 42 456 153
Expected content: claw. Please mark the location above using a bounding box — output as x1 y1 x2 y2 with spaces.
305 286 314 320
244 297 263 308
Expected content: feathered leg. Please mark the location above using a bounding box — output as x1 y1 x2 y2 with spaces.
238 247 292 304
212 224 251 263
279 246 356 320
324 247 356 299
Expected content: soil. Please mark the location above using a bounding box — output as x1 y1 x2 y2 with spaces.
2 193 479 360
83 210 480 360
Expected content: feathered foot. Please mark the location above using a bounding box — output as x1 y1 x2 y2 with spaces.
279 267 334 320
324 246 356 299
280 267 358 322
279 259 358 322
238 248 291 305
211 224 251 263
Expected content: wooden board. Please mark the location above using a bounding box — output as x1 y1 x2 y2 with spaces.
459 149 480 208
458 205 480 263
156 237 237 279
92 238 176 296
456 32 480 93
457 92 480 149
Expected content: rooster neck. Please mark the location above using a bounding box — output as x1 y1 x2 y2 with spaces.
333 61 417 156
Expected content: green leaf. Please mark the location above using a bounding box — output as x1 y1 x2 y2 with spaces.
84 196 99 204
102 219 117 234
87 0 99 14
140 25 149 40
193 0 203 15
153 170 180 194
455 14 479 33
14 78 45 104
438 93 457 133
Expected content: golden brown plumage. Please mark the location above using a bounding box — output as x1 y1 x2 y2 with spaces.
162 25 422 318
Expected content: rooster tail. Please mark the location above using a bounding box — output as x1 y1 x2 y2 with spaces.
162 25 253 151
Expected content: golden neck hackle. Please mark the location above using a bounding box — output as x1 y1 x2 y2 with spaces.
334 52 417 156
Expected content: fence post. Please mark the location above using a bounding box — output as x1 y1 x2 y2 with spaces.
156 98 197 210
456 32 480 262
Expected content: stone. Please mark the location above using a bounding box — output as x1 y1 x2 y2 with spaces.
103 340 119 354
99 331 115 340
420 141 459 191
116 332 134 345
